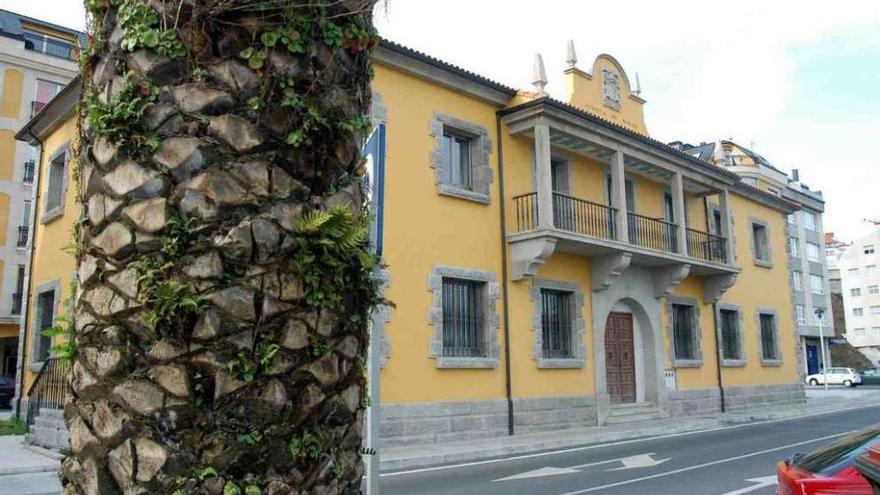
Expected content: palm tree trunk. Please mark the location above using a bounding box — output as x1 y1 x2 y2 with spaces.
64 1 379 493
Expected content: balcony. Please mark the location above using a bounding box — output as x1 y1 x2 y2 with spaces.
23 32 77 61
11 293 22 316
17 226 29 248
23 160 35 184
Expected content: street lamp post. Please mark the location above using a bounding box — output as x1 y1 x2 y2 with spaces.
816 308 828 391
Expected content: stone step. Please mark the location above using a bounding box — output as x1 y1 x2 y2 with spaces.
609 402 655 416
33 416 66 431
605 410 663 425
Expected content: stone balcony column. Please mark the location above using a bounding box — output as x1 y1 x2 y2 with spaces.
534 122 554 229
671 171 688 255
719 188 735 264
610 150 629 242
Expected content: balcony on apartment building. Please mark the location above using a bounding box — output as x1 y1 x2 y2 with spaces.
501 98 739 300
23 160 35 184
23 32 77 61
11 293 22 316
17 226 29 248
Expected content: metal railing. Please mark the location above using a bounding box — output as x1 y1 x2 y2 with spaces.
23 161 35 184
513 192 538 232
552 192 616 240
627 213 678 253
11 293 22 315
23 33 77 61
686 228 727 263
25 358 68 431
31 101 47 117
17 226 29 248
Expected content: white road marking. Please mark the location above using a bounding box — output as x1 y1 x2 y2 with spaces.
379 402 879 478
555 431 852 495
720 476 778 495
494 453 669 482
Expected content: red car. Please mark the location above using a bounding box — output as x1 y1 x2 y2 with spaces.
777 425 880 494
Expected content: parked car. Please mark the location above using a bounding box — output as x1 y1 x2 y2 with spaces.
0 375 14 409
777 424 880 495
861 368 880 386
855 443 880 495
805 367 862 387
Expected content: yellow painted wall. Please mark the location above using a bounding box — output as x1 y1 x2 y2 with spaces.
373 64 507 403
0 69 23 119
667 276 719 390
565 55 648 135
717 193 799 387
0 131 15 182
507 253 594 399
19 23 78 43
21 118 77 393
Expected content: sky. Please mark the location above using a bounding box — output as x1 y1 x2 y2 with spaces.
7 0 879 242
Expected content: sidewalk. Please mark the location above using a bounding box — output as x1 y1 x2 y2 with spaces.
380 388 880 472
0 435 62 495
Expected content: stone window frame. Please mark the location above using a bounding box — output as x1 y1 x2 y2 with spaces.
29 278 61 371
707 202 737 263
428 113 493 204
715 303 746 367
427 265 500 369
529 278 586 369
756 308 783 366
666 295 703 368
748 216 773 268
41 143 70 224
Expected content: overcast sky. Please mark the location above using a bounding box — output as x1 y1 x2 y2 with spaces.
8 0 879 241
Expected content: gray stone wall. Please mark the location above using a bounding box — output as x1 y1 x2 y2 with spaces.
724 383 806 412
666 388 722 417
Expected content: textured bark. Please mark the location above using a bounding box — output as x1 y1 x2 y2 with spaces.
64 1 378 493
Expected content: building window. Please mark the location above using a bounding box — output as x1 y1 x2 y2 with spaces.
671 301 700 364
867 265 878 275
32 79 64 116
428 266 499 368
873 327 880 336
758 312 780 364
854 328 866 336
870 285 879 295
852 288 862 297
789 237 800 257
806 242 821 262
42 148 68 223
795 304 807 325
429 113 492 204
750 219 771 267
849 268 860 276
810 274 825 295
854 307 864 317
31 280 61 365
791 271 803 292
872 306 880 316
803 212 817 231
23 31 76 61
719 307 743 363
865 245 876 255
787 213 796 224
530 279 586 368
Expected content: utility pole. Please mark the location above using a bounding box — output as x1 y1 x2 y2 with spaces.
816 308 829 391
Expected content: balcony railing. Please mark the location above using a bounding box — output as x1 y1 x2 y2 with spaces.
17 226 29 248
31 101 47 117
11 293 22 315
23 32 77 61
627 213 677 253
552 192 616 240
23 161 35 184
513 192 538 232
687 228 727 263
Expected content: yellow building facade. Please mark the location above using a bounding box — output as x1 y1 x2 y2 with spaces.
17 40 803 445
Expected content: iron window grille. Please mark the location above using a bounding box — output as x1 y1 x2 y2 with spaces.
672 304 696 360
720 309 740 360
540 289 574 359
760 314 778 361
441 277 485 357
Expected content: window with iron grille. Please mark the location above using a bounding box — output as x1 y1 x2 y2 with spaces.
760 313 778 361
720 309 740 360
540 289 574 359
36 290 55 362
672 304 696 360
441 277 485 357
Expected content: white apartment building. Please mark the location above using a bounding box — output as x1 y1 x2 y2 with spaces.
839 230 880 364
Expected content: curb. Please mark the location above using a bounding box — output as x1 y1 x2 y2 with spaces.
381 400 880 473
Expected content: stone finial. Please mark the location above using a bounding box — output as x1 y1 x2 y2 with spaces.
566 40 577 69
634 72 642 95
712 139 726 165
532 53 548 96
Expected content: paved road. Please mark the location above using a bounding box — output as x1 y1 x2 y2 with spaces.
381 405 880 495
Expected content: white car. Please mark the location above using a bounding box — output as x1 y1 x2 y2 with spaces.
805 367 862 387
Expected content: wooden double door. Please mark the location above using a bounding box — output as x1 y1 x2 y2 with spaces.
605 312 636 404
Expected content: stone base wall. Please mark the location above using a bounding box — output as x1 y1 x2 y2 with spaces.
667 383 806 417
381 395 597 446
